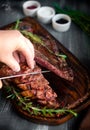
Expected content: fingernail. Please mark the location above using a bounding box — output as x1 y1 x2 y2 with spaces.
30 65 34 69
0 85 2 89
13 66 20 72
31 61 35 69
0 80 2 89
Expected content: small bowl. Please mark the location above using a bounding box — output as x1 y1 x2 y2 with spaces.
23 0 41 17
37 6 55 24
52 14 71 32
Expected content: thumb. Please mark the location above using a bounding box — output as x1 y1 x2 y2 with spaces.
4 54 20 72
0 80 2 89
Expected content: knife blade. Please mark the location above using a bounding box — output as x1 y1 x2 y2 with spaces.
0 70 50 80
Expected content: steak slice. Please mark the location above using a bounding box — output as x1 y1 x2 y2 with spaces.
0 63 60 108
35 49 73 81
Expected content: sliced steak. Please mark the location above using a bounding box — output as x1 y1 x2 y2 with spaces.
0 63 60 108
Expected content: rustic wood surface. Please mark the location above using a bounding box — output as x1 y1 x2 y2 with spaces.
0 0 90 130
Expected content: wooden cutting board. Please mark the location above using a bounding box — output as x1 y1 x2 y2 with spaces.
1 17 90 125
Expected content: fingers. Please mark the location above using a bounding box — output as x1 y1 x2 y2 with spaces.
13 51 20 63
25 37 35 68
25 37 35 60
0 80 2 89
17 37 35 69
3 54 20 72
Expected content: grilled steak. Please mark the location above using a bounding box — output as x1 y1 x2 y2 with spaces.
19 21 74 81
0 63 60 108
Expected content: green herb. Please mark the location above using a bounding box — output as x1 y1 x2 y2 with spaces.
21 30 44 45
57 54 67 59
21 30 67 59
6 86 77 117
11 20 67 59
53 3 90 36
13 19 20 30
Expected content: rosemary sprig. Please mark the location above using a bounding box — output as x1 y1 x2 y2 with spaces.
13 20 67 59
13 19 20 30
21 30 67 59
6 86 77 117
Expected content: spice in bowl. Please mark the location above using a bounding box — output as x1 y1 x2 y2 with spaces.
37 6 55 24
56 18 68 24
52 14 71 32
23 1 41 17
26 5 37 10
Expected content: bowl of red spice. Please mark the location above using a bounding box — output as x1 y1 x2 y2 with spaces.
23 0 41 17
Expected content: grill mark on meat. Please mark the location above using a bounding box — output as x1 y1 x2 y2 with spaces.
0 63 60 108
21 90 35 98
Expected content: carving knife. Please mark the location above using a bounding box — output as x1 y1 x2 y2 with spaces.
0 70 50 80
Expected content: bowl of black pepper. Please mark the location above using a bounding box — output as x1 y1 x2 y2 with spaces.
52 14 71 32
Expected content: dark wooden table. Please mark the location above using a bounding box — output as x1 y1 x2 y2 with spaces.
0 0 90 130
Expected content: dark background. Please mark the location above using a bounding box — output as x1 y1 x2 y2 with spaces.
0 0 90 130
